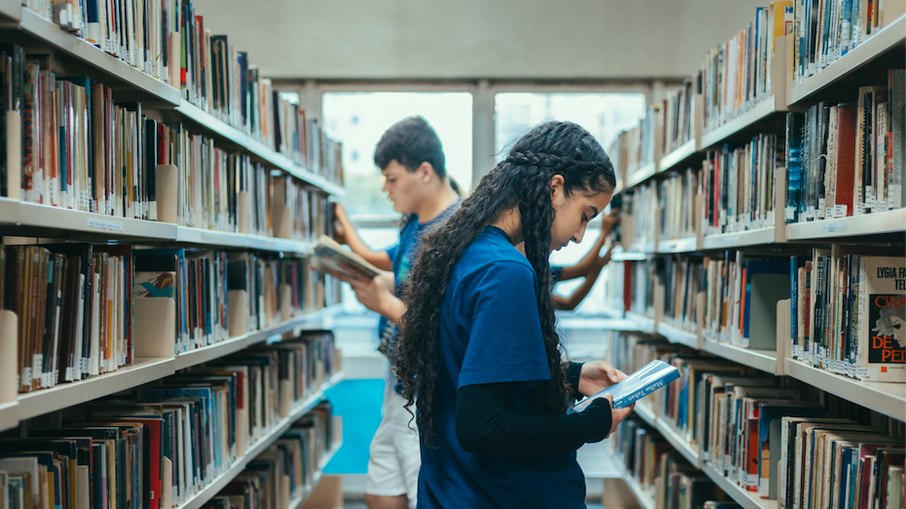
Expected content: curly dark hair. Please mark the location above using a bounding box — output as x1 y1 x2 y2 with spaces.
394 121 616 444
373 116 447 179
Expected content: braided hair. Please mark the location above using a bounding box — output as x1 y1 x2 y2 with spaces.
394 121 616 444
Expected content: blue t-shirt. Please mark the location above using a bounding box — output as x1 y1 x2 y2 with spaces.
418 226 586 509
378 204 459 360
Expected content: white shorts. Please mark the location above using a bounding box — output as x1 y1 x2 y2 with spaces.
365 377 421 505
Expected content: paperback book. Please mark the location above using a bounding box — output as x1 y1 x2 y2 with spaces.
570 359 680 413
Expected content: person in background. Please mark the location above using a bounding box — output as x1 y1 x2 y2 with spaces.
551 208 620 310
331 116 460 509
394 121 633 508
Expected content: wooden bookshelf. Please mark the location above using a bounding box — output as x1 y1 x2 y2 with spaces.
621 472 656 509
702 227 776 250
625 311 656 334
0 198 177 241
0 402 19 433
0 0 20 21
16 357 175 422
700 98 780 150
634 403 702 468
172 309 336 371
174 226 312 254
658 138 698 175
701 463 778 509
176 101 345 197
0 305 340 427
701 338 779 375
176 372 344 509
0 198 322 254
612 249 654 262
13 9 181 105
783 358 906 420
288 441 343 509
625 162 658 189
785 208 906 241
787 15 906 106
656 236 699 254
656 321 700 350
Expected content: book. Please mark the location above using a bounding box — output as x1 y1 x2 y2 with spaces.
570 359 680 413
311 235 381 279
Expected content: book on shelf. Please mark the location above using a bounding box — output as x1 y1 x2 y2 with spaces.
571 359 680 413
790 250 905 381
701 1 792 131
0 330 339 509
703 253 789 350
205 401 340 509
659 78 697 157
785 70 905 222
614 416 737 508
702 134 784 235
311 235 381 279
658 167 701 243
610 330 906 503
791 0 906 83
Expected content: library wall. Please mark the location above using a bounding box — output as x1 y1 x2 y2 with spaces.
192 0 765 80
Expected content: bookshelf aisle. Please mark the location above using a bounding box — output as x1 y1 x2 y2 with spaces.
0 1 347 507
603 2 906 507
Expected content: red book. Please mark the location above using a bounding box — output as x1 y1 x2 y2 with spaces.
834 103 857 215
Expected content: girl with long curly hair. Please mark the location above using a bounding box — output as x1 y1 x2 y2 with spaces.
394 121 633 508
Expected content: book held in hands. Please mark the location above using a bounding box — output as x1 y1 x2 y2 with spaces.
570 359 681 413
312 235 381 279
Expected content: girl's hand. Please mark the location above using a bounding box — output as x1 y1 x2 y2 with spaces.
578 360 626 397
603 394 635 436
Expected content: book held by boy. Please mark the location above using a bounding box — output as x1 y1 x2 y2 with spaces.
311 235 381 279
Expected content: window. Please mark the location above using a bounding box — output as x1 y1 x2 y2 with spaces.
495 92 646 160
322 92 473 217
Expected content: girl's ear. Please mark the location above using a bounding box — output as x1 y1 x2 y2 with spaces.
549 174 566 206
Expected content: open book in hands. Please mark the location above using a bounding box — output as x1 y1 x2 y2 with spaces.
311 235 382 279
569 359 680 413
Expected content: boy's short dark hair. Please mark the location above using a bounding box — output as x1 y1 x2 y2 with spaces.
373 116 447 179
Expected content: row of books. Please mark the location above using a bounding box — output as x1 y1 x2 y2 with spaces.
609 333 906 504
702 134 784 235
0 242 339 394
614 416 738 509
18 1 345 184
601 259 657 320
659 79 697 158
659 168 701 243
0 330 339 509
659 256 704 336
202 402 339 509
700 1 791 132
621 181 657 250
701 253 788 351
24 0 180 86
611 104 658 179
607 247 906 384
0 43 341 227
790 250 905 382
785 71 905 222
791 0 905 82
